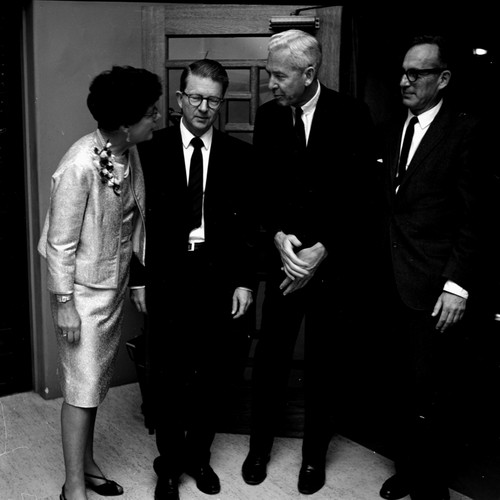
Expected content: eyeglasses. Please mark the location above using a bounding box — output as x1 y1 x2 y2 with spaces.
401 68 446 83
182 92 224 110
144 106 160 120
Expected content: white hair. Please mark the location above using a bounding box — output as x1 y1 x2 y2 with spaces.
268 29 322 72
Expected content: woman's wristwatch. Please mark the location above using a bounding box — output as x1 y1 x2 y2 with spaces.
56 294 73 303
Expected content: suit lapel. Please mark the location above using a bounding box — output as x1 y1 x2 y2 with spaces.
204 129 217 198
307 84 333 150
204 128 229 206
172 126 189 188
398 107 451 188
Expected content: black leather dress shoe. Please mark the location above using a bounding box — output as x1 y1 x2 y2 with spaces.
298 463 326 495
185 464 221 495
154 476 179 500
380 474 410 500
241 452 270 485
410 484 450 500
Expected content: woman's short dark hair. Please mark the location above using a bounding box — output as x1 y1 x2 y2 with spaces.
179 59 229 96
87 65 162 131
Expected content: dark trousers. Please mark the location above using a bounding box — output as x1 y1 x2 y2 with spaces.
380 279 469 489
249 269 339 465
147 250 235 476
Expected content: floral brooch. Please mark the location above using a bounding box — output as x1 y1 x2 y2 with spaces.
93 140 122 195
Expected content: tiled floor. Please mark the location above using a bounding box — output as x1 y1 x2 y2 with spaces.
0 383 475 500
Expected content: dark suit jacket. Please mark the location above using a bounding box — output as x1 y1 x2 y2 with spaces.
382 102 484 310
254 83 380 287
130 125 258 296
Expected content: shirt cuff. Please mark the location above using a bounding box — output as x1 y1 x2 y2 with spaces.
443 280 468 299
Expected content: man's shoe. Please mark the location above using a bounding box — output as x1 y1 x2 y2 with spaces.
297 463 326 495
410 484 450 500
380 474 410 500
241 452 270 485
185 464 221 495
154 476 179 500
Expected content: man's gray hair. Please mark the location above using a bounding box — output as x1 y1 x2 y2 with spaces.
268 29 322 73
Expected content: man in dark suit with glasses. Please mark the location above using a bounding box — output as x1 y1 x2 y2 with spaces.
377 34 487 500
130 58 258 500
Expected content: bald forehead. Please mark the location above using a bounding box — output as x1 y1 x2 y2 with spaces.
404 43 440 67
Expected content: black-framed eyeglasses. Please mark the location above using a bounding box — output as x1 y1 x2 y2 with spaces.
401 68 446 83
144 106 160 120
182 92 224 109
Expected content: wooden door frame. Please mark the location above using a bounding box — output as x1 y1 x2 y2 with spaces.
141 3 343 128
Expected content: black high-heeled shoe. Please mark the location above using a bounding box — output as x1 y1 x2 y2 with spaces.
84 472 124 496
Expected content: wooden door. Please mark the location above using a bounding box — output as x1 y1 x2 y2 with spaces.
142 3 343 142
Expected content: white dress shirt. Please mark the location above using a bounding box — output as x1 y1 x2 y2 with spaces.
292 81 321 145
180 120 213 244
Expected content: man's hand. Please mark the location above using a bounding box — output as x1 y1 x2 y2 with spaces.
432 291 466 332
280 275 311 295
232 288 253 319
279 242 328 295
274 231 309 279
130 288 147 314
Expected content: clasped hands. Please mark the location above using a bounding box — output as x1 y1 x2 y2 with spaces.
274 231 327 295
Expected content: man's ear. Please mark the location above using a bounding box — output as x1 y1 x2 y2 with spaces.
438 69 452 90
303 66 316 87
176 90 184 111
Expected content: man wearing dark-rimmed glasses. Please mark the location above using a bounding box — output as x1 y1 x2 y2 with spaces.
130 58 258 500
377 34 486 500
400 67 446 83
181 92 224 109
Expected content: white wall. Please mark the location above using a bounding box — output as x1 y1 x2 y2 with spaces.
32 0 150 398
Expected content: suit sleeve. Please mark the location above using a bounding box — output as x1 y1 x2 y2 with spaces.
442 115 487 290
44 157 92 294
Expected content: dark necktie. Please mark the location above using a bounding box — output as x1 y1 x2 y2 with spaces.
188 136 204 230
294 106 306 150
395 116 418 187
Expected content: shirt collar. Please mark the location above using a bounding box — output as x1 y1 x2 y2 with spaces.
294 80 321 116
408 99 443 129
180 119 213 149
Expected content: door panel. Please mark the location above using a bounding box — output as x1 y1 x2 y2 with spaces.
142 3 343 140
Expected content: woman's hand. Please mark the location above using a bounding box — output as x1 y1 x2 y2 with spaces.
56 300 82 343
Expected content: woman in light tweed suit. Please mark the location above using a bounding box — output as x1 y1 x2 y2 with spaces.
38 66 161 500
